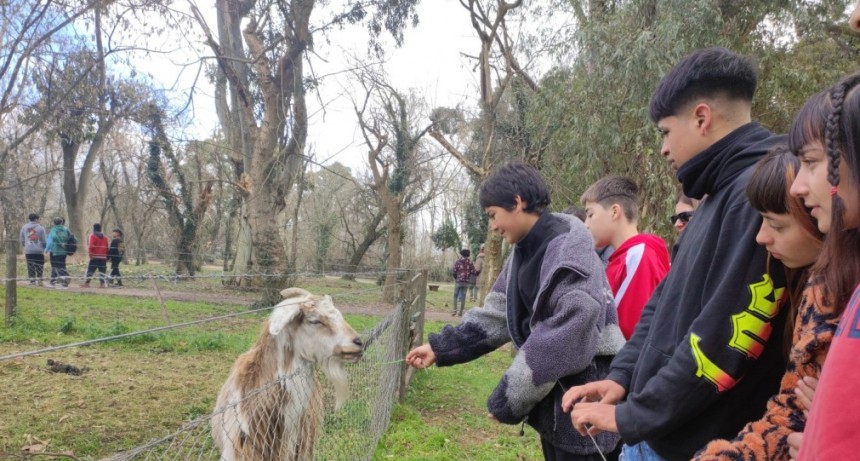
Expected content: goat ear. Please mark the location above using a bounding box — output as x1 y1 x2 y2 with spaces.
280 287 312 300
269 303 303 336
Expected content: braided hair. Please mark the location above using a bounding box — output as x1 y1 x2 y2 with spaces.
817 74 860 315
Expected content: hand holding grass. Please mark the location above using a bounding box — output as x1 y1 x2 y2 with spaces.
406 344 436 369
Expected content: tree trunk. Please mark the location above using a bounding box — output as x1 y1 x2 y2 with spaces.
382 198 403 302
342 209 386 280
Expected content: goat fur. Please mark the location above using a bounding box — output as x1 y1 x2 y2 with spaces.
211 288 363 461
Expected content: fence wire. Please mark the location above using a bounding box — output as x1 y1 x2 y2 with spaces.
107 301 411 461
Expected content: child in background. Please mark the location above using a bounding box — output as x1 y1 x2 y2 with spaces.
407 160 625 460
581 176 670 339
82 223 109 288
451 248 475 316
693 145 831 461
108 228 125 288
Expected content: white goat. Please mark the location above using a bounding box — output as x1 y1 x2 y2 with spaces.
211 288 363 461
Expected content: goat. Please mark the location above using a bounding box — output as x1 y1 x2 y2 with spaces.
211 288 364 461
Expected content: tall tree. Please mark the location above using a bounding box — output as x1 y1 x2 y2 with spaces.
190 0 420 304
356 77 443 302
144 107 214 275
430 0 537 299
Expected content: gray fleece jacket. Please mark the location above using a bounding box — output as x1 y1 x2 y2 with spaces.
20 222 47 254
429 213 625 454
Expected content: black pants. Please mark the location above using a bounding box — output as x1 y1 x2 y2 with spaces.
540 438 620 461
109 257 122 286
85 259 107 284
25 253 45 282
49 253 69 286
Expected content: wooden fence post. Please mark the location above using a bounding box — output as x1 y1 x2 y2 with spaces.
399 269 427 402
5 239 17 326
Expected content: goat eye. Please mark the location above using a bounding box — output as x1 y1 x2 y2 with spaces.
306 319 321 325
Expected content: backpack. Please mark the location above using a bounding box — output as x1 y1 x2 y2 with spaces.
64 231 78 256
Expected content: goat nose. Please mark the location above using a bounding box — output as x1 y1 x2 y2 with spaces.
353 337 363 347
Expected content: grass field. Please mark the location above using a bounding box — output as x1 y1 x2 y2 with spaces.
0 276 541 460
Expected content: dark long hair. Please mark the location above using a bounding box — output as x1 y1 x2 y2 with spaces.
747 146 824 358
788 75 860 316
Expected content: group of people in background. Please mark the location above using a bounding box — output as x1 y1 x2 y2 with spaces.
410 10 860 459
19 215 125 289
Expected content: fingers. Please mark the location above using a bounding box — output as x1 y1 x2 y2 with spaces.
561 387 585 412
795 375 818 413
787 432 803 460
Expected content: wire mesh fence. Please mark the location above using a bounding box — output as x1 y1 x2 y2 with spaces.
108 300 413 461
0 260 427 460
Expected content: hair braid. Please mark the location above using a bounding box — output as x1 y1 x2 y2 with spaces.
814 74 860 317
826 83 846 188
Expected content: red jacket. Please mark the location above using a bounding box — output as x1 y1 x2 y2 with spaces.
798 286 860 460
88 232 109 259
605 233 670 339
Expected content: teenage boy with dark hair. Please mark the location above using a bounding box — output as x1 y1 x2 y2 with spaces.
563 48 789 461
407 160 626 460
580 176 670 340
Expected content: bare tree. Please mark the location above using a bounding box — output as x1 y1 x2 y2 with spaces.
355 75 443 302
429 0 537 300
144 107 214 275
191 0 420 305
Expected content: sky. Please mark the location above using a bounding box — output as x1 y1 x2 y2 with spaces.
145 0 482 174
307 1 480 172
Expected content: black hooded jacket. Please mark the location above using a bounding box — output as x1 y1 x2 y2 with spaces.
607 122 790 460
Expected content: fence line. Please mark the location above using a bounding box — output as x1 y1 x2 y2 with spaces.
0 278 414 362
0 268 428 460
110 278 423 460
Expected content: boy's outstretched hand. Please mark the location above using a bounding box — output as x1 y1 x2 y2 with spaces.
561 379 626 412
406 344 436 369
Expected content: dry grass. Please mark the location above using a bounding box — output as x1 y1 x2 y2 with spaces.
0 344 235 458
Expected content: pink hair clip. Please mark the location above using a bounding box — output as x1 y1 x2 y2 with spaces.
831 186 838 197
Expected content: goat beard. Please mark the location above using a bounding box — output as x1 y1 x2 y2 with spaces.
320 357 349 410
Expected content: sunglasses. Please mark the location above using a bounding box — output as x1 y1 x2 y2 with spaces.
670 211 694 225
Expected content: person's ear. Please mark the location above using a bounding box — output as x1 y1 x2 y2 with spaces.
693 103 712 134
611 204 621 221
513 195 525 212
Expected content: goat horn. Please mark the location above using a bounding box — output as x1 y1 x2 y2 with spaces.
280 287 313 300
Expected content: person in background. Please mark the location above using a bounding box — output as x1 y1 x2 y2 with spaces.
563 47 787 461
81 223 109 288
451 248 475 316
107 228 125 288
787 74 860 461
693 145 830 461
580 176 670 340
407 160 625 460
470 245 484 302
20 213 46 286
671 193 697 233
564 205 613 266
46 217 71 289
670 193 699 259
